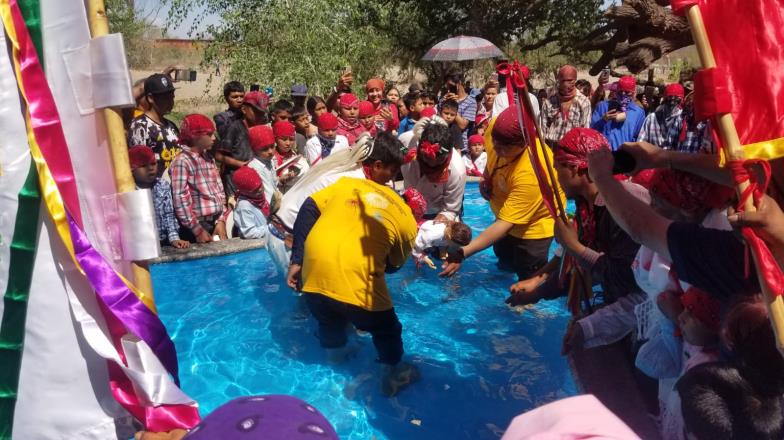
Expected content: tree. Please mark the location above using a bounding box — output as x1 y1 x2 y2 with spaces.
166 0 394 97
578 0 693 74
364 0 605 81
106 0 154 68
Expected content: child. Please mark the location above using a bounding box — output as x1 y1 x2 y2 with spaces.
336 93 366 144
213 81 245 140
398 92 424 134
247 125 280 213
232 165 270 239
292 105 316 150
216 91 270 195
422 91 437 109
273 120 309 193
128 145 189 249
358 101 377 138
412 218 472 269
170 114 231 243
439 99 464 153
270 99 294 123
304 112 349 165
656 287 721 440
463 134 487 176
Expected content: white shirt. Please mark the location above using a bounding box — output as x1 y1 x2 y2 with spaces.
462 152 487 175
398 130 416 151
248 157 277 204
493 91 540 121
304 135 349 165
412 220 448 260
275 166 365 228
401 149 467 221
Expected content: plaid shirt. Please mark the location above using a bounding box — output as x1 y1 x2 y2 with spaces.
148 179 181 243
539 93 592 146
638 107 681 147
638 106 713 154
170 146 230 236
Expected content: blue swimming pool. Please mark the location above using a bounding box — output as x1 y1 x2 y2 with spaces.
151 183 577 439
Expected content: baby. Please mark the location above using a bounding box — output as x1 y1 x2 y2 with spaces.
412 220 472 269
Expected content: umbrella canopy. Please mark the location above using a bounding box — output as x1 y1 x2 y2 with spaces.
422 35 505 62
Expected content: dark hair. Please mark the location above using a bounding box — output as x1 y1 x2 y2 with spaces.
272 99 294 114
385 85 399 95
363 131 404 167
449 222 472 246
403 92 422 111
425 91 438 102
677 362 784 440
306 96 326 118
420 122 455 153
576 79 591 89
291 105 309 120
249 83 260 92
441 99 459 112
444 69 464 85
223 81 245 98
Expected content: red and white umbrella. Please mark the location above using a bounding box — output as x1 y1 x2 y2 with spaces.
422 35 505 62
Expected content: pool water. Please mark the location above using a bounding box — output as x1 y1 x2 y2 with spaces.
151 183 577 439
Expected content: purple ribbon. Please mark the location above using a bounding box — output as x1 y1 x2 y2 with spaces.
66 211 180 384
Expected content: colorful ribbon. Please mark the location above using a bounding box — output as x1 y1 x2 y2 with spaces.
0 0 199 431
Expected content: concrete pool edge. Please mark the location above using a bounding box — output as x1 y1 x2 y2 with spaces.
148 238 265 264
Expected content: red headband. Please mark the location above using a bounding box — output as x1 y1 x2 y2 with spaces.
665 83 685 99
366 78 385 92
273 120 296 138
491 106 525 145
248 125 275 150
358 100 374 118
681 287 721 333
554 127 610 169
339 93 360 109
232 166 262 194
318 112 339 131
468 134 484 146
618 76 636 93
128 145 156 168
179 114 215 144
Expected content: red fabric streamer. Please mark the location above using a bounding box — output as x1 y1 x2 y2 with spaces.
693 68 733 121
419 141 442 160
496 61 530 114
670 0 698 15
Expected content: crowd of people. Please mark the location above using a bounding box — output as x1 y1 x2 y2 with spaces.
125 63 784 439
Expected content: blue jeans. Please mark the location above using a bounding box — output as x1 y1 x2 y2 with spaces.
304 293 403 365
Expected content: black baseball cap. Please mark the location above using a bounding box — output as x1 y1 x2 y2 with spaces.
144 73 176 95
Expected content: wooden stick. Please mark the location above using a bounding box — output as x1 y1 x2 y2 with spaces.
86 0 156 311
684 4 784 353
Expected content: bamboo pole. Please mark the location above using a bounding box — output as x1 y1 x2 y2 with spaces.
684 5 784 352
86 0 156 311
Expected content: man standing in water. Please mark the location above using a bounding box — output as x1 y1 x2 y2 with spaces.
286 133 419 396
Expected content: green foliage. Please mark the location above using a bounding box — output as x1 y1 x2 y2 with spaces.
106 0 153 68
166 0 394 97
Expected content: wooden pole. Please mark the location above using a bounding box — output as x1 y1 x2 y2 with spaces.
684 5 784 352
86 0 156 311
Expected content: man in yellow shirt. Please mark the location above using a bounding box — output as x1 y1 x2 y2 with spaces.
286 132 420 396
440 106 565 280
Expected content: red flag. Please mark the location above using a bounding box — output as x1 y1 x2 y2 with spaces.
675 0 784 158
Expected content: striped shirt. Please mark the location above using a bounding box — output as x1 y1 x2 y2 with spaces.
170 146 230 236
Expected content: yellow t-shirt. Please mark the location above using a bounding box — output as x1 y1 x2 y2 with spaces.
301 177 418 311
484 118 566 240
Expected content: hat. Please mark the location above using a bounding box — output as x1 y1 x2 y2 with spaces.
358 101 375 118
243 91 270 111
183 395 338 440
248 125 275 151
232 166 263 194
273 120 296 138
468 134 484 146
555 127 610 169
420 107 437 119
318 113 338 131
128 145 156 168
339 93 359 109
366 78 385 92
618 76 636 93
680 287 721 333
290 83 308 97
179 114 215 144
143 73 176 96
665 83 685 99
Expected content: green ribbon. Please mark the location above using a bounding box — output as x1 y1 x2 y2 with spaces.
0 0 43 438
